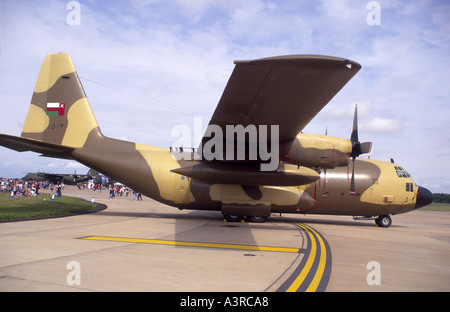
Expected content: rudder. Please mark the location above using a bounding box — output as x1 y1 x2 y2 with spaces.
21 53 99 148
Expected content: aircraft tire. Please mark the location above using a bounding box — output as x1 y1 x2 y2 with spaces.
223 214 244 222
246 216 268 223
376 215 392 228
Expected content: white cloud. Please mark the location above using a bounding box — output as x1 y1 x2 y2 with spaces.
65 161 88 171
325 100 373 120
361 118 402 134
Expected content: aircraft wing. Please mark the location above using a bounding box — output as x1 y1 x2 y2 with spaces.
205 55 361 143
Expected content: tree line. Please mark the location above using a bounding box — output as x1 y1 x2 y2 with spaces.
433 193 450 203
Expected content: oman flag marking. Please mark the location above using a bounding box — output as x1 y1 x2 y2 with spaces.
46 102 65 116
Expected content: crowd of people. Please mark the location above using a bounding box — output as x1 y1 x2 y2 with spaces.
1 177 142 201
0 178 63 197
77 182 143 200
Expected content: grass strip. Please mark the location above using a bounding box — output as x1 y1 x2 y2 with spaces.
0 192 95 220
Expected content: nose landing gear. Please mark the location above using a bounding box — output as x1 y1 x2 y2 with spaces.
375 215 392 228
354 215 393 227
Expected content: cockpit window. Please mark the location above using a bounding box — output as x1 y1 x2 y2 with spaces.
395 167 411 178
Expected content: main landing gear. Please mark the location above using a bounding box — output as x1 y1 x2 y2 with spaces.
222 214 268 223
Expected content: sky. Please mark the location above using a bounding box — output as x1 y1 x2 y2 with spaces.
0 0 449 193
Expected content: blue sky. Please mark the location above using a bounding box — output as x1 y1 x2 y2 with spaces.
0 0 449 193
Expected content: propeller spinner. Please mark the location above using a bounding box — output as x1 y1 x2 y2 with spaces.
349 105 372 195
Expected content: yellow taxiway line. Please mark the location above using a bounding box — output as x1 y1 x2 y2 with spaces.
298 223 327 292
286 224 318 292
283 222 330 292
82 235 299 253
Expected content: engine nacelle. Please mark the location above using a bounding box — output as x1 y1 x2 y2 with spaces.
282 133 352 169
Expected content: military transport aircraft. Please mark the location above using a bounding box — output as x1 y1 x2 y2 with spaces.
0 53 432 227
23 168 98 185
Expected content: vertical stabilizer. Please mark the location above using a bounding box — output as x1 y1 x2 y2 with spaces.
21 53 99 148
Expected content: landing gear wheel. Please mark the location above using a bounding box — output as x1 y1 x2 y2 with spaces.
376 215 392 228
223 214 244 222
246 216 268 223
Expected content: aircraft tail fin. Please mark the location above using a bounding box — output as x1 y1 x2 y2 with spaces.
87 168 99 176
21 53 100 148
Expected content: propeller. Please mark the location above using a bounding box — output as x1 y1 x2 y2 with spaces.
322 127 329 197
349 104 372 195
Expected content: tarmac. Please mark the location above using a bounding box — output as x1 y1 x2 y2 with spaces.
0 185 449 292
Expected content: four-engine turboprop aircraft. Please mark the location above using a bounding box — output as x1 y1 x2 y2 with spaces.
23 168 98 185
0 53 433 227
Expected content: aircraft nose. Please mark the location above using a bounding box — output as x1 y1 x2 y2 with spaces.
415 186 433 209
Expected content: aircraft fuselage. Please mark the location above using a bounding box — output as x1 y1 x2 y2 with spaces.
69 134 428 224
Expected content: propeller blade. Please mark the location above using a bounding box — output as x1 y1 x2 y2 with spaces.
340 104 373 195
360 141 372 154
350 104 359 143
322 126 329 197
349 105 360 196
350 157 356 195
322 168 329 197
350 104 372 157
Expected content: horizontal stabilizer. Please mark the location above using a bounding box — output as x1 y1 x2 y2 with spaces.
0 133 74 159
